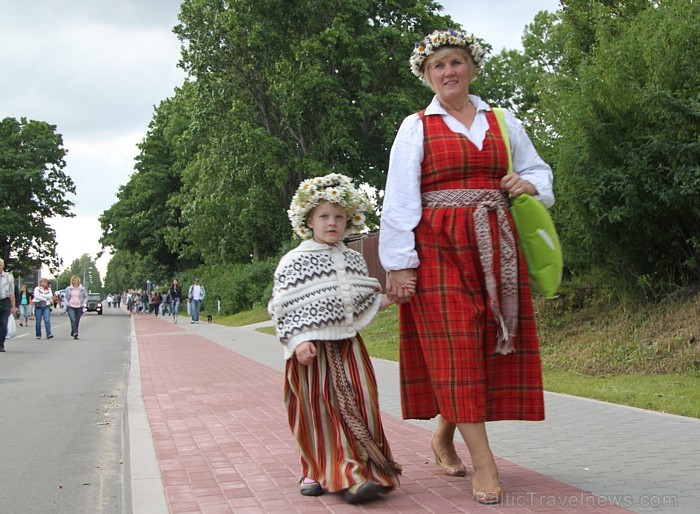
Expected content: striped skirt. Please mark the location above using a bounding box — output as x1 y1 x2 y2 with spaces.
284 335 400 493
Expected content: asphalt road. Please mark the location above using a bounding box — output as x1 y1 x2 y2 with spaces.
0 306 131 514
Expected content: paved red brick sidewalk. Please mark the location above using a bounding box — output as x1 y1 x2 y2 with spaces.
133 316 630 513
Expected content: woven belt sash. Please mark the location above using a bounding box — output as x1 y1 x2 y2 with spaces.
325 340 402 476
422 189 518 354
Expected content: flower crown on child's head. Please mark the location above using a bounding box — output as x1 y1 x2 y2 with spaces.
409 28 487 80
288 173 372 240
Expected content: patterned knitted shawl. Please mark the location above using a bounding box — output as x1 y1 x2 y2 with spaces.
268 240 382 360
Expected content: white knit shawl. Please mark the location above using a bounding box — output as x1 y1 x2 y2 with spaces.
268 240 382 360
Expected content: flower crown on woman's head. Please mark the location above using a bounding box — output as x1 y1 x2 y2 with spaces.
288 173 372 240
409 28 487 80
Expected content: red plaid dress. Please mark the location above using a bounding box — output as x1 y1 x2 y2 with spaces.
398 109 545 422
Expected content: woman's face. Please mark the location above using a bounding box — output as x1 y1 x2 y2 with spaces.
40 279 49 288
72 277 79 286
426 48 473 101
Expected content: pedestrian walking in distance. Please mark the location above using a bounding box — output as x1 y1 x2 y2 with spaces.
64 275 87 339
187 278 205 324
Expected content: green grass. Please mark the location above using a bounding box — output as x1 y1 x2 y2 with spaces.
230 302 700 419
258 325 276 336
358 305 402 361
543 371 700 418
213 305 271 327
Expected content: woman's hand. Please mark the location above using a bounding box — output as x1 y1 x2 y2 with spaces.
387 269 418 304
501 174 537 198
294 341 317 365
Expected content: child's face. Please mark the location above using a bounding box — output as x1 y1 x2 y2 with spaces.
307 201 347 245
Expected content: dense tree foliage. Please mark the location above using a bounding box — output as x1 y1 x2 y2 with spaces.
0 117 75 274
169 0 452 264
99 0 700 301
99 92 194 273
102 249 171 294
547 0 700 287
100 0 458 281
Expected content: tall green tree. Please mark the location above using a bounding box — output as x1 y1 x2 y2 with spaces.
99 92 194 275
103 249 170 294
474 9 565 150
56 253 102 292
0 117 75 273
171 0 453 263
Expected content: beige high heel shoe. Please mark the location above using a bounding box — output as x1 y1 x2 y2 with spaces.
431 438 467 477
472 470 502 504
473 485 503 505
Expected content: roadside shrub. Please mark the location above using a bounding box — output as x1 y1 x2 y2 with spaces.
191 258 277 316
551 0 700 292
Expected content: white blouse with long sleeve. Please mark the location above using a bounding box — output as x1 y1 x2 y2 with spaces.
378 95 555 271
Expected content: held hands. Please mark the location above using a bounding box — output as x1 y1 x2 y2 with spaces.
387 269 418 305
501 174 537 198
294 341 317 366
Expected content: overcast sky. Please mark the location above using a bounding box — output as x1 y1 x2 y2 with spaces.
0 0 560 279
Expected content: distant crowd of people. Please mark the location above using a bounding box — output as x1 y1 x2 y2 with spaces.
0 267 211 353
122 278 206 324
2 270 91 343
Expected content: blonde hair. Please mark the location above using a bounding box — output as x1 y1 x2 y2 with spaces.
423 46 478 91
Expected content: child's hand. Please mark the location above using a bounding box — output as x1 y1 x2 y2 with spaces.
402 276 417 293
387 269 417 304
379 294 393 310
387 269 418 304
294 341 317 365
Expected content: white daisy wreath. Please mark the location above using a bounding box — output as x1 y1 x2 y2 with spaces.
409 28 487 80
287 173 372 240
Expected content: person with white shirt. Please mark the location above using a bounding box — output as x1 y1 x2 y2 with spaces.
33 277 54 340
378 29 554 505
187 278 206 324
0 257 18 352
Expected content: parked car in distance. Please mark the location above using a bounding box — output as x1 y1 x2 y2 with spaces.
85 293 103 315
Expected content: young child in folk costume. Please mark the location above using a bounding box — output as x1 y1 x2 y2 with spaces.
268 173 409 504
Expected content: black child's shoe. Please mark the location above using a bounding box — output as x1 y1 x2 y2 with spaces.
299 477 323 497
344 481 381 504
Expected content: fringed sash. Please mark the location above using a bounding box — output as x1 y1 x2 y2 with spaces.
422 188 518 354
325 341 403 476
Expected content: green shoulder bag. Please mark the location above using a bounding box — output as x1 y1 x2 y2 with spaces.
493 108 562 298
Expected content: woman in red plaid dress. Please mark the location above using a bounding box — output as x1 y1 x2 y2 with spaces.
379 29 554 504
